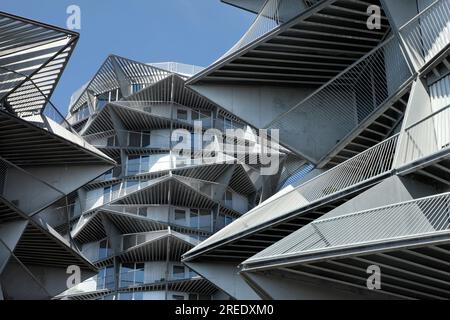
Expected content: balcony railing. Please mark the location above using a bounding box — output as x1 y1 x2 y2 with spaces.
399 0 450 70
397 104 450 167
60 270 202 297
218 0 318 61
299 134 399 201
267 36 411 162
249 192 450 263
194 134 400 248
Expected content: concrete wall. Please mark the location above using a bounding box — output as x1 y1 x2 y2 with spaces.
185 261 260 300
190 84 314 129
381 0 419 30
243 269 392 300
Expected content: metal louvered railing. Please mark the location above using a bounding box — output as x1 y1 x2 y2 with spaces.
282 134 399 202
218 0 318 61
192 134 400 251
266 36 411 162
248 192 450 263
399 0 450 71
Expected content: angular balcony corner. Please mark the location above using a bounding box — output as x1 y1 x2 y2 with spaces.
183 134 400 262
399 0 450 72
241 192 450 299
189 0 392 86
266 36 413 164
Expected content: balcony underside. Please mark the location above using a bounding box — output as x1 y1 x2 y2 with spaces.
189 0 390 86
59 277 217 300
0 196 95 271
73 207 211 245
242 234 450 300
398 149 450 188
184 184 378 262
94 230 195 269
184 134 399 262
0 110 113 166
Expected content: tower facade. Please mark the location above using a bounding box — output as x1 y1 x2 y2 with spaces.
58 56 301 300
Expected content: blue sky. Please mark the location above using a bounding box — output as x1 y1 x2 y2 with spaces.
2 0 253 113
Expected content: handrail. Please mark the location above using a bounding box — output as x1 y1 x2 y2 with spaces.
247 191 450 263
190 134 400 253
398 0 442 32
397 104 450 167
399 0 450 70
265 36 411 162
404 103 450 131
216 0 320 62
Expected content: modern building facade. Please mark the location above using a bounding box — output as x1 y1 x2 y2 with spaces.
2 0 450 301
0 12 115 299
183 0 450 300
56 55 302 300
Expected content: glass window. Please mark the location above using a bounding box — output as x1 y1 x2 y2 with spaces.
135 263 145 285
127 156 140 176
224 190 232 202
138 207 147 217
177 109 188 121
174 209 186 223
118 293 133 300
103 187 111 204
225 216 234 226
96 93 109 112
134 292 144 301
132 83 143 94
97 268 106 290
126 180 139 191
98 239 111 260
188 294 199 300
224 190 233 207
109 89 118 102
120 263 135 288
120 263 145 288
142 132 151 148
190 209 199 228
104 169 113 181
111 183 120 201
105 267 115 290
127 207 138 215
173 265 185 279
172 295 185 301
107 136 116 147
141 156 150 173
199 209 211 231
129 132 141 147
